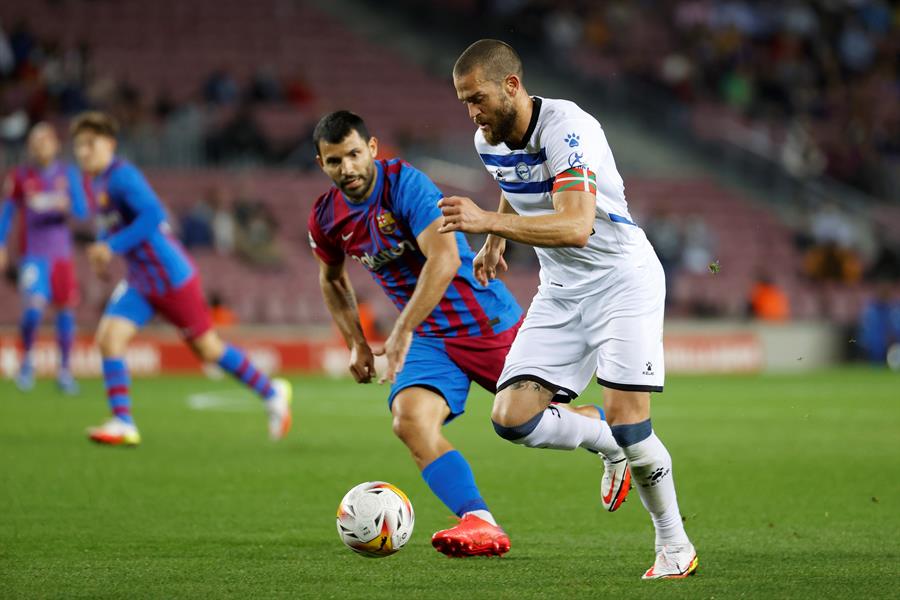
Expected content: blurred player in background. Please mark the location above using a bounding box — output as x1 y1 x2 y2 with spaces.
309 110 528 557
0 123 88 394
69 111 292 447
441 40 697 579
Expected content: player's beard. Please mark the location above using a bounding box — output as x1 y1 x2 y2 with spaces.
339 162 376 202
482 97 518 146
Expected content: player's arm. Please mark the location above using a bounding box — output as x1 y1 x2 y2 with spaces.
0 172 20 272
377 217 461 383
439 190 594 248
0 199 16 272
473 193 517 285
65 164 90 221
317 255 376 384
103 166 165 254
88 166 165 275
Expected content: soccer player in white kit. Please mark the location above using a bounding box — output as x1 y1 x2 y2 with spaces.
439 39 698 579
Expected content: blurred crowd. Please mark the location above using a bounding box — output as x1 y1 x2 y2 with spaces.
178 182 285 270
0 20 319 168
449 0 900 199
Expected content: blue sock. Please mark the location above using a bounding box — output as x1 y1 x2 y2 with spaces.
20 306 42 369
56 310 75 372
217 344 275 400
421 450 489 516
102 357 134 424
610 419 653 448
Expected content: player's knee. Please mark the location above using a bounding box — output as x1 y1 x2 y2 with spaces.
191 331 224 363
491 391 543 441
96 331 123 357
391 411 434 451
490 393 517 428
602 390 650 425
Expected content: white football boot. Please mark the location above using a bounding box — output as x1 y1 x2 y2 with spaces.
642 543 699 579
266 378 293 441
87 418 141 447
600 451 631 511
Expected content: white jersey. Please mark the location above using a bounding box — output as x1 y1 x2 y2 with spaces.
475 96 653 297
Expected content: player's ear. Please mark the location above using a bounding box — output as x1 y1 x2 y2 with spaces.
368 136 378 158
504 74 520 97
315 154 324 169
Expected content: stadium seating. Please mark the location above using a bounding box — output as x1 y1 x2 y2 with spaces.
0 0 473 148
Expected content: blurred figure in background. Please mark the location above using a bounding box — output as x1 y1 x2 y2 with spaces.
209 291 237 328
179 193 214 250
857 283 900 365
803 201 863 283
235 200 283 269
209 185 236 255
70 111 292 446
747 272 790 322
0 122 87 393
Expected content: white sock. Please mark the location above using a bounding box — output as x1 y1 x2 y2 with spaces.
465 509 497 526
621 432 690 550
517 406 622 456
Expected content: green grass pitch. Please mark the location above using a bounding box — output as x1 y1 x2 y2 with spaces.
1 368 898 599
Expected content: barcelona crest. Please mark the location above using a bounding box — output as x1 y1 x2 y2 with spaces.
377 211 397 235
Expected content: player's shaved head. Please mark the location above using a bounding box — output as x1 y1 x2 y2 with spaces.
28 122 57 142
313 111 371 154
70 111 120 139
453 39 523 84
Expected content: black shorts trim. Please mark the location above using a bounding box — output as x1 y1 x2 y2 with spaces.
497 374 579 403
596 377 663 393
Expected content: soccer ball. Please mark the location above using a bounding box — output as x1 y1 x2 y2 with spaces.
336 481 415 558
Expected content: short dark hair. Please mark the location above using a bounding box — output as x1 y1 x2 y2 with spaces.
70 111 120 139
453 39 523 83
312 110 370 153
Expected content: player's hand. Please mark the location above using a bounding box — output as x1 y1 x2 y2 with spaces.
349 342 376 384
374 327 413 384
0 246 7 273
438 196 494 234
87 242 113 276
473 237 507 286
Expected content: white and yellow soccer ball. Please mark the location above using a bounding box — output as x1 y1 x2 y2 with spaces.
336 481 414 558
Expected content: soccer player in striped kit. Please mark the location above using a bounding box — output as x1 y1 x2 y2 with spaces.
441 40 698 579
70 111 292 447
310 111 537 556
0 123 88 394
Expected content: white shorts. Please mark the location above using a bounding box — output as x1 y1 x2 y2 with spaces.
498 251 666 399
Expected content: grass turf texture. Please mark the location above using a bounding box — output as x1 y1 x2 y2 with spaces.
1 368 898 599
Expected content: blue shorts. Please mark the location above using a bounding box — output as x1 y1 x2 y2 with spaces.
386 322 521 423
18 256 78 307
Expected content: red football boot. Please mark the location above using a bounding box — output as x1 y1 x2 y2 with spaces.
431 514 511 557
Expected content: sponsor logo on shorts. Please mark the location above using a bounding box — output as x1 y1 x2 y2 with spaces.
643 361 654 376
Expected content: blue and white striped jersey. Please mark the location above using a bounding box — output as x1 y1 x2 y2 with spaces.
475 96 654 297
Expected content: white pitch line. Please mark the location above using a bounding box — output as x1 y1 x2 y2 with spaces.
186 390 261 413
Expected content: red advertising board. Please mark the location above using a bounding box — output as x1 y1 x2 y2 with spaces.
0 330 764 379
